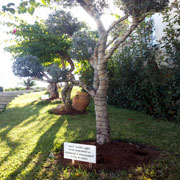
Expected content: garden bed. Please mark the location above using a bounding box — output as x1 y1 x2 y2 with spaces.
55 141 159 171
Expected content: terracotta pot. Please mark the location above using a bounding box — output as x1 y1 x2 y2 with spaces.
72 92 90 112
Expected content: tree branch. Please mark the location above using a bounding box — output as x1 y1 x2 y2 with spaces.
105 22 139 60
64 54 75 73
89 41 99 68
106 15 128 34
77 0 105 34
72 79 96 97
31 77 49 83
41 71 51 81
105 36 119 49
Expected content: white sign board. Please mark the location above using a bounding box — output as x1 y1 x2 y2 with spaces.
41 94 49 100
64 142 96 163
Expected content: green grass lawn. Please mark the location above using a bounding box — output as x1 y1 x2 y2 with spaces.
0 89 180 180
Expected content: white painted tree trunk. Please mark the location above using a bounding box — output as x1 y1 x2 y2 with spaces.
94 95 110 144
71 0 141 144
94 33 111 144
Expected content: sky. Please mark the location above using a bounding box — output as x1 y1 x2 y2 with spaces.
0 1 116 89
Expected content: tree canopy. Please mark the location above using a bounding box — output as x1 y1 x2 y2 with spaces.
12 55 68 83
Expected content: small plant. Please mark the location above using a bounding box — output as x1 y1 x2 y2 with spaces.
23 79 35 90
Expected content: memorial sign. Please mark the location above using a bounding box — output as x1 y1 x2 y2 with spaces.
41 94 49 100
64 142 96 163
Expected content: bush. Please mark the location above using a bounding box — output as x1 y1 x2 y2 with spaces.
5 87 26 91
107 15 180 123
108 56 180 122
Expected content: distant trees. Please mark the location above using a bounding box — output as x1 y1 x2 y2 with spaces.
23 79 36 90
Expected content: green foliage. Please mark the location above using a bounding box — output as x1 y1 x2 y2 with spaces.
107 18 180 122
13 55 44 79
5 87 26 91
5 10 94 68
46 10 83 37
12 55 68 83
0 91 180 179
2 3 15 14
23 79 36 89
2 1 41 14
160 0 180 68
75 60 94 87
60 0 108 13
6 20 71 63
115 0 169 18
45 63 68 82
70 30 98 61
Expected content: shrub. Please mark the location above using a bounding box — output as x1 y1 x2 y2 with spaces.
107 14 180 122
108 57 180 122
5 87 26 91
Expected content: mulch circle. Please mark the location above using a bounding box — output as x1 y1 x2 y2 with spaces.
54 141 160 171
52 108 88 116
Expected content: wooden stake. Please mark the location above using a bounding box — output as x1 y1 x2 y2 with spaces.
72 160 75 165
89 163 93 169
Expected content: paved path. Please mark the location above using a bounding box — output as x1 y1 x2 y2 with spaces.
0 90 32 112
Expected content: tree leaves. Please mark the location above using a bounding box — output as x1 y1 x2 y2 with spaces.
7 3 15 7
2 0 41 15
41 0 47 5
28 7 35 15
2 3 15 14
18 6 27 14
41 0 51 5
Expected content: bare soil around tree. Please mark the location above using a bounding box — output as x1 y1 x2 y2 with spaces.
54 141 159 171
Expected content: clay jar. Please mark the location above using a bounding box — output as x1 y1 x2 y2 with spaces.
72 92 90 112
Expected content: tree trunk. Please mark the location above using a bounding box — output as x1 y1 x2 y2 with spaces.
26 86 30 90
47 82 59 99
94 95 110 145
61 82 73 112
94 39 110 144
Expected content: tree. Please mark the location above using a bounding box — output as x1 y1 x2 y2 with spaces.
3 0 169 145
4 10 97 112
5 12 81 110
23 78 36 90
12 55 67 98
60 0 169 144
45 10 83 112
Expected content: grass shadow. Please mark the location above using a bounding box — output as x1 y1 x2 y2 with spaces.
3 106 96 179
0 94 62 172
5 116 64 180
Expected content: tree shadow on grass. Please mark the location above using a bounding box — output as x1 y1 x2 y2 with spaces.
0 96 95 180
5 114 86 180
4 116 62 180
0 99 57 169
